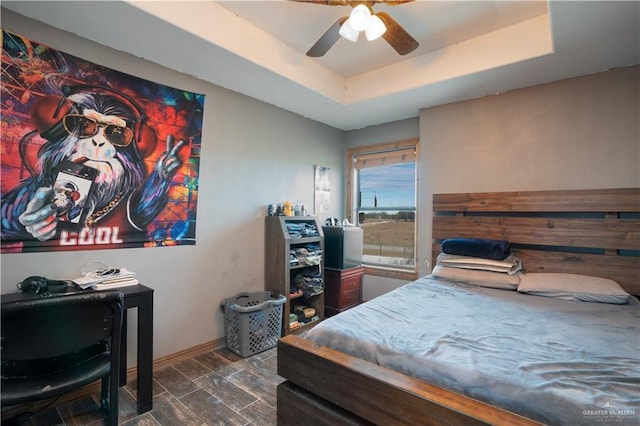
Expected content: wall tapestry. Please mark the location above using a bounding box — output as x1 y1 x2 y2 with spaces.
1 30 204 253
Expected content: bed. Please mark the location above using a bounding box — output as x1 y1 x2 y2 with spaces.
276 188 640 425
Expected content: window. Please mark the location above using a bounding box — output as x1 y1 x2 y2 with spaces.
346 140 418 280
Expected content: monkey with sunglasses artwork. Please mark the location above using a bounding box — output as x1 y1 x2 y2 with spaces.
1 90 185 250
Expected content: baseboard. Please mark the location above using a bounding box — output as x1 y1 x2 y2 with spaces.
148 337 226 371
1 337 227 420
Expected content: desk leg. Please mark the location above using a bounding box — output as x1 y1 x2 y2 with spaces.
119 311 128 386
137 295 154 414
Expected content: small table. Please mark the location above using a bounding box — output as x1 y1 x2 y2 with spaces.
324 265 365 317
1 284 154 414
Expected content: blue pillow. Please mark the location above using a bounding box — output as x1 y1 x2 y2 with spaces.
441 238 510 260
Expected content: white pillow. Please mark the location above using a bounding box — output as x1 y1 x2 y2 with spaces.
432 265 520 290
517 273 630 304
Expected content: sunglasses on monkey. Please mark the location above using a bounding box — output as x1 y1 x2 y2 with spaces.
62 114 134 146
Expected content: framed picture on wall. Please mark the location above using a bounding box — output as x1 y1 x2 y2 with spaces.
314 165 330 214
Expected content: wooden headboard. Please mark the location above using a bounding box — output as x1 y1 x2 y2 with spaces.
432 188 640 296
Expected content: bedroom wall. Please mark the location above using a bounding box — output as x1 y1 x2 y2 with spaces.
343 118 420 301
0 9 345 366
417 65 640 278
3 9 638 366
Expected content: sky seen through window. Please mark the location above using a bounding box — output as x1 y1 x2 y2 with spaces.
359 163 416 209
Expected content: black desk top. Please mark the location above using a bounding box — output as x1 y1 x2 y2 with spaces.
1 284 153 304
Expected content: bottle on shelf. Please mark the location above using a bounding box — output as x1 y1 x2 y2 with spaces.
283 200 293 216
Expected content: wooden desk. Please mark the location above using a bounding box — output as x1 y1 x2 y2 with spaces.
1 284 154 414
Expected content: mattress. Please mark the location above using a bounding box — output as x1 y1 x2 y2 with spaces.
305 275 640 425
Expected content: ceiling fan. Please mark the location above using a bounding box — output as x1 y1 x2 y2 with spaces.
296 0 419 57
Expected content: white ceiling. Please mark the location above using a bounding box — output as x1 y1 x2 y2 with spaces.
3 1 639 131
220 1 549 78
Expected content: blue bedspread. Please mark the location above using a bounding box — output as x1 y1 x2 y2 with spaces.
305 276 640 425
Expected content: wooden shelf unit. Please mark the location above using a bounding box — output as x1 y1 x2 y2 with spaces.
265 216 325 336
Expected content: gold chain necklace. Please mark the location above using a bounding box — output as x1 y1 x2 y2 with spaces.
86 192 124 228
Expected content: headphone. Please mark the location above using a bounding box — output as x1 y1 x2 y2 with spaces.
17 276 69 295
19 84 158 182
325 217 341 226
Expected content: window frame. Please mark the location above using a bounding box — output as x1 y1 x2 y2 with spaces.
346 139 419 281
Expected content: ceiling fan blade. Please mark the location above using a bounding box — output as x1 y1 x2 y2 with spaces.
293 1 368 5
294 0 349 4
378 1 415 5
376 11 419 55
306 16 347 57
293 0 414 5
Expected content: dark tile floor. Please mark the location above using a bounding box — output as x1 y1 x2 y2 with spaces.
4 346 281 426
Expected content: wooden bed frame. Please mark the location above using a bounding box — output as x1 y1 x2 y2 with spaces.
277 188 640 425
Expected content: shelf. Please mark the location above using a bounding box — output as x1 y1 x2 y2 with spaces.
289 317 321 333
290 236 322 244
289 291 323 300
289 289 304 300
290 263 321 270
265 215 325 336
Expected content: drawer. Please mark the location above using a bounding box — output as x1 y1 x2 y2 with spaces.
340 275 361 292
324 266 364 312
339 288 361 308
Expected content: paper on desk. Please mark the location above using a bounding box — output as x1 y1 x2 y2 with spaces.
73 268 136 289
90 277 139 290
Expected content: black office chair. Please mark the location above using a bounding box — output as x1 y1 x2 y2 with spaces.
1 291 124 425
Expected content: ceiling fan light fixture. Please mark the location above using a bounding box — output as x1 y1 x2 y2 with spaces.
302 0 419 57
339 19 360 42
349 4 371 32
365 14 386 41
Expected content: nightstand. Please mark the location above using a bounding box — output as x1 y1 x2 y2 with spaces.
324 265 365 317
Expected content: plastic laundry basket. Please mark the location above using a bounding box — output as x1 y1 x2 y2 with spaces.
221 291 286 357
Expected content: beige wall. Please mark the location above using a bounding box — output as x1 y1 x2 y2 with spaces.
0 9 345 366
347 66 639 298
418 65 640 277
2 9 638 362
